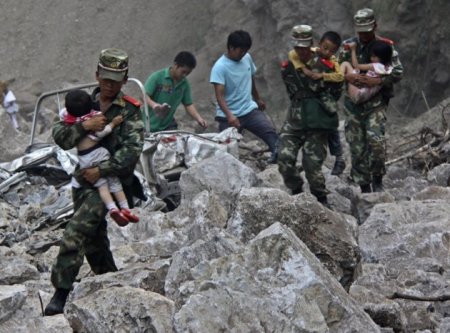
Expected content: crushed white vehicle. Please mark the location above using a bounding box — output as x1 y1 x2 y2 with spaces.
0 79 241 235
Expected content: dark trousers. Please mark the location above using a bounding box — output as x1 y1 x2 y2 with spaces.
328 129 343 157
216 109 278 153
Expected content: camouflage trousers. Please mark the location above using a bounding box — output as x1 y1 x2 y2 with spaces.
51 187 118 290
344 106 387 185
278 126 329 198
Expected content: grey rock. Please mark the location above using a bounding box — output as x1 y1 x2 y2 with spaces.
353 201 450 330
66 286 174 333
173 223 380 333
0 285 27 323
427 163 450 186
227 188 360 288
179 152 260 212
352 192 396 225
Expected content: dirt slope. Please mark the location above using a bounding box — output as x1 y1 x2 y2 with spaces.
0 0 449 141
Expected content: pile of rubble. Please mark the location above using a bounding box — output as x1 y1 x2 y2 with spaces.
1 139 450 331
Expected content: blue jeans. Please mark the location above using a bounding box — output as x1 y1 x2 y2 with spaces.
216 109 279 153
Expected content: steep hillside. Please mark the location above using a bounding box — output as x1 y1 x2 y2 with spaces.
0 0 449 125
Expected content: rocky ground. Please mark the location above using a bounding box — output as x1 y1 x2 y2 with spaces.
1 100 450 332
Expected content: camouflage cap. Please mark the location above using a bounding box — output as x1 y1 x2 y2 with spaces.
291 25 313 48
98 48 128 82
354 8 376 32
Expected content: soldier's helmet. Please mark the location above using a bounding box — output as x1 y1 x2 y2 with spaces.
291 25 313 48
354 8 376 32
98 48 129 82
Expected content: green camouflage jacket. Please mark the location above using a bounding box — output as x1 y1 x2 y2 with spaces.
309 53 343 103
53 88 144 189
281 57 339 130
338 35 403 113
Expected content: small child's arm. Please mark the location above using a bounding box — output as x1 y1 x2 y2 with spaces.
110 115 124 127
95 115 123 139
354 63 375 72
349 43 374 72
301 67 324 80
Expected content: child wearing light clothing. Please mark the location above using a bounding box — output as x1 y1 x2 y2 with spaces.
0 81 20 130
340 40 393 104
62 89 139 227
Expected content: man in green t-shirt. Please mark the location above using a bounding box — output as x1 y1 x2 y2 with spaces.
143 51 207 132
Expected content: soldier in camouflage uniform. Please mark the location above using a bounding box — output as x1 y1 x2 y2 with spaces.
278 25 342 206
338 8 403 192
44 48 145 316
300 31 347 176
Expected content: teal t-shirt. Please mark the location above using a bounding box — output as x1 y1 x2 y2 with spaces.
210 53 258 118
143 67 193 132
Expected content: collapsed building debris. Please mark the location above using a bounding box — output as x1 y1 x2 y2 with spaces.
387 102 450 174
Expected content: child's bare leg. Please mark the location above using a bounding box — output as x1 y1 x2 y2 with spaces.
98 184 129 226
341 61 362 103
113 190 129 209
347 83 363 103
98 184 116 209
340 61 354 75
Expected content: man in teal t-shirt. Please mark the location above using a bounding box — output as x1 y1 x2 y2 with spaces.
143 51 207 132
210 30 279 164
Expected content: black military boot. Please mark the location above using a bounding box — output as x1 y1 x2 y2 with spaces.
44 288 70 316
291 186 303 195
331 159 346 176
360 184 372 193
316 195 330 209
372 175 384 192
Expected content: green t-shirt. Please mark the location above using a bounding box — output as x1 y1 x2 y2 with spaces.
143 67 193 132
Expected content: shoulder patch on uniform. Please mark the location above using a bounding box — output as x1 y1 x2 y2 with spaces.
280 60 289 68
122 95 141 107
377 36 394 45
320 58 335 70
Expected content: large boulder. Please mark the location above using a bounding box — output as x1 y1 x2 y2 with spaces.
173 223 380 332
351 200 450 331
179 152 260 212
65 286 174 333
227 188 360 288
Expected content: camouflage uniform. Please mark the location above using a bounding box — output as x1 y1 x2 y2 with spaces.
338 9 403 187
278 25 342 199
50 51 144 290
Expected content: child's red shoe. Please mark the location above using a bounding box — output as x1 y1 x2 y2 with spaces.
110 208 129 227
121 208 139 223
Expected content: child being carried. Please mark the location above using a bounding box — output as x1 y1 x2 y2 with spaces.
62 89 139 227
340 40 393 104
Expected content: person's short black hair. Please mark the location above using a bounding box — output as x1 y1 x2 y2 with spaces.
320 31 342 48
370 40 393 65
65 89 92 117
227 30 252 50
174 51 197 69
